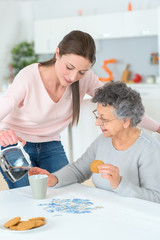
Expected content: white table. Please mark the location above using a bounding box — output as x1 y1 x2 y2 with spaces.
1 183 160 240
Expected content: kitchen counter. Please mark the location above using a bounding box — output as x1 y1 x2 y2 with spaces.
84 83 160 100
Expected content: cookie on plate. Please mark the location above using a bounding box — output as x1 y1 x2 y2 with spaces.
9 225 19 230
29 217 45 221
32 219 46 228
29 217 46 228
4 217 21 228
4 217 46 231
90 160 104 173
16 220 36 231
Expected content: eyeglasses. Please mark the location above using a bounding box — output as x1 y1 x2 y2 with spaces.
92 109 117 126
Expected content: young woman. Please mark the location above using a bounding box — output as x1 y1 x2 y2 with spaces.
0 30 160 189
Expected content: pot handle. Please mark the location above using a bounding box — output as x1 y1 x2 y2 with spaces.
0 140 22 152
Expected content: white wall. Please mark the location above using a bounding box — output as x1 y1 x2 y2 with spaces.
0 1 33 87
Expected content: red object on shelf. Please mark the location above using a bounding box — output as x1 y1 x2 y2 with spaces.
128 2 132 11
133 73 142 83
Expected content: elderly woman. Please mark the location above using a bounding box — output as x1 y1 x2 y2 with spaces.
29 81 160 203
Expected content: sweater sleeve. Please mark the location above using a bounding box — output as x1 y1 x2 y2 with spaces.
86 71 103 97
138 114 160 132
0 72 26 121
79 70 103 98
114 141 160 203
54 139 97 187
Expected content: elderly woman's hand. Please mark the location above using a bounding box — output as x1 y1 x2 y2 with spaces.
28 167 58 187
98 164 121 189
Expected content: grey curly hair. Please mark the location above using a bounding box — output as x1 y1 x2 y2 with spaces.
92 81 145 127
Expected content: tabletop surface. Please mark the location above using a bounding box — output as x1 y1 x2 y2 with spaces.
1 183 160 240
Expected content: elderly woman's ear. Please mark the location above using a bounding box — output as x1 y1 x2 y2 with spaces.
123 119 131 129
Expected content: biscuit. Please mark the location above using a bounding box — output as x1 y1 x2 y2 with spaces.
4 217 21 228
9 225 18 230
32 219 46 228
90 160 104 173
16 220 36 231
29 217 45 221
4 217 46 231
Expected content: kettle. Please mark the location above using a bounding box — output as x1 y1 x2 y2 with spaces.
0 141 32 182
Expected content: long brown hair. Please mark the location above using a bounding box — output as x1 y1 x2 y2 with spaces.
40 30 96 125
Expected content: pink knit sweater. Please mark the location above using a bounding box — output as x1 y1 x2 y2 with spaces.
0 63 102 142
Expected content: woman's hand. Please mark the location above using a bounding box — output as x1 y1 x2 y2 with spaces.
98 164 121 189
157 126 160 134
28 167 58 187
0 129 26 147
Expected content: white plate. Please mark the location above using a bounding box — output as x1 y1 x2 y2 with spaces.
0 217 48 232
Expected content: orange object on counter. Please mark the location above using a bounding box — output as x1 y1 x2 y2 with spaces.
99 59 116 82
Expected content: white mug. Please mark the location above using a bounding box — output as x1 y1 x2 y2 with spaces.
29 174 48 200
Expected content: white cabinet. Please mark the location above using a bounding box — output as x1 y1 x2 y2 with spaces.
85 13 124 39
129 84 160 122
34 9 157 54
123 9 157 37
34 13 123 54
93 9 157 39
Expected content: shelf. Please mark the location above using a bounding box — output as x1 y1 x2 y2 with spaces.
127 83 160 89
83 83 160 101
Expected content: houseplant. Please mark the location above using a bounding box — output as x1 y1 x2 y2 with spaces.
10 41 39 82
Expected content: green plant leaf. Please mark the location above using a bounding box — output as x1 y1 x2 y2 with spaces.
10 41 39 80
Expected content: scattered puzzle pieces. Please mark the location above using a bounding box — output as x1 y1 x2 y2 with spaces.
38 198 103 215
